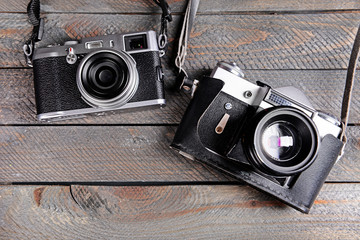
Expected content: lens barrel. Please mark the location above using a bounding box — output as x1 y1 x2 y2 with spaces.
245 107 320 176
77 49 139 108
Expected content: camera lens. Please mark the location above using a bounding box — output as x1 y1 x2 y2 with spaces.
84 58 126 99
77 49 139 108
246 107 320 176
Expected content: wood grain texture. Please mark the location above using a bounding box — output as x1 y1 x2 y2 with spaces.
1 184 360 239
0 2 359 238
1 69 360 124
0 126 230 183
0 126 359 183
1 0 360 13
1 13 360 69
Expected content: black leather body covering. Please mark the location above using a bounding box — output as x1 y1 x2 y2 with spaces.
171 77 343 213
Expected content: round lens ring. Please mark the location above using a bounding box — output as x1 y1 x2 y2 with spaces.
76 49 139 108
245 107 320 176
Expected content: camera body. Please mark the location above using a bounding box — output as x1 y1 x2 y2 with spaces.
32 30 165 121
171 61 344 213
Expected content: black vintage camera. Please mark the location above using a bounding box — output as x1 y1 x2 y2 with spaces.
32 30 165 121
171 61 344 213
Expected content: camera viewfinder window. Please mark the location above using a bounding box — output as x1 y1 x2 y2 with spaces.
125 34 148 51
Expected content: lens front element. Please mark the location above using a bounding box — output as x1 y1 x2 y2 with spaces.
261 122 301 161
247 107 320 176
77 49 139 108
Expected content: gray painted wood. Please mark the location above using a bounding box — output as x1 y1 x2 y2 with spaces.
1 13 360 69
1 0 359 13
1 184 359 239
0 126 229 183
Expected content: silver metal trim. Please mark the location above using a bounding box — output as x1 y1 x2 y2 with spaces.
210 65 267 106
216 61 244 78
37 99 166 121
76 49 139 109
64 41 79 46
123 30 159 54
33 30 159 60
178 151 196 161
312 113 342 139
85 40 104 49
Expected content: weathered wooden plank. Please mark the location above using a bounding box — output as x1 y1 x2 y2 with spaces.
1 13 359 69
1 69 359 124
1 0 360 13
0 184 359 239
0 126 230 183
0 126 358 183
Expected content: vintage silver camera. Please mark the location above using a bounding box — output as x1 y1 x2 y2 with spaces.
32 30 165 121
171 61 344 212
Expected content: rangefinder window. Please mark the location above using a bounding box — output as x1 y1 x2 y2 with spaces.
125 34 148 51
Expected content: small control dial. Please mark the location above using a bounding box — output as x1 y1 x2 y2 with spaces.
66 47 77 64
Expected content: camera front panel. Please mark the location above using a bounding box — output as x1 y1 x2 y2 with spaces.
32 31 164 120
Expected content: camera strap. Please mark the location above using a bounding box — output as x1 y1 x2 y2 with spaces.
174 0 200 94
23 0 43 67
153 0 173 57
23 0 172 67
338 23 360 157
